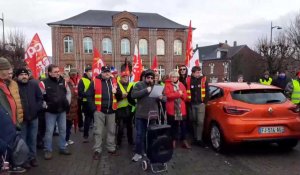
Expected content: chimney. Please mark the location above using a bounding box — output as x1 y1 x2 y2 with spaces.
225 40 228 44
233 41 237 46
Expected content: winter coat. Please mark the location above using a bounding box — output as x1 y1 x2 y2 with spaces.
164 80 187 117
67 81 78 120
7 80 23 124
131 81 160 119
17 79 43 121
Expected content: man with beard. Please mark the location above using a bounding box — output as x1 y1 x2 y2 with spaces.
16 68 43 168
39 64 71 160
131 69 163 162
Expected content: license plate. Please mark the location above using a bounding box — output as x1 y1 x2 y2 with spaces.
259 126 285 134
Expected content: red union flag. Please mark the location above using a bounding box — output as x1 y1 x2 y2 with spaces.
92 47 105 79
185 20 193 68
25 33 49 79
151 55 158 72
132 44 143 82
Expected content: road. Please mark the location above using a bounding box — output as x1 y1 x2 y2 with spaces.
25 132 300 175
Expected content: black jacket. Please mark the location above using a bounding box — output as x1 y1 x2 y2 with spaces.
43 76 69 113
190 76 209 104
87 74 121 114
18 79 43 121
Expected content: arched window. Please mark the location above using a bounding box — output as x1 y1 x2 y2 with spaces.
174 39 182 55
139 39 148 55
64 36 73 53
102 38 112 54
83 37 93 54
156 39 165 55
121 38 130 55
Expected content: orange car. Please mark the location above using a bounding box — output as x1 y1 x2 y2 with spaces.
204 82 300 152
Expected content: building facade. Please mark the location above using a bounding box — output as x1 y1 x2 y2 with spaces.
196 41 264 82
48 10 189 75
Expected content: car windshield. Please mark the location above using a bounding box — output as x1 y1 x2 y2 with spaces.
231 89 286 104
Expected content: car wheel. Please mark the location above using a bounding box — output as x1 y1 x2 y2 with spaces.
277 139 298 150
210 123 225 152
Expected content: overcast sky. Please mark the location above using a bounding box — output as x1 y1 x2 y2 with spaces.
1 0 300 56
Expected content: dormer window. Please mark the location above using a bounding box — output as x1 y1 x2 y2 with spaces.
217 51 221 58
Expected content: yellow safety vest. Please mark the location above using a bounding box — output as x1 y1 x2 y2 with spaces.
81 77 91 102
117 82 134 109
291 79 300 104
259 77 272 85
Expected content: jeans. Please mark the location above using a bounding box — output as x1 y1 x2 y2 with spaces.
82 103 93 138
65 119 73 141
134 118 147 155
44 112 67 152
21 118 38 160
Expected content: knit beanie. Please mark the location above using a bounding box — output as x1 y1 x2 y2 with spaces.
0 57 12 70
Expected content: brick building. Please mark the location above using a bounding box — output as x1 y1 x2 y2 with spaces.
47 10 189 75
196 41 264 82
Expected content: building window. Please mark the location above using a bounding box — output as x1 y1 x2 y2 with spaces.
83 37 93 54
64 64 72 72
64 36 73 53
156 39 165 55
121 38 130 55
174 40 182 55
102 38 112 54
139 39 148 55
223 62 229 74
210 77 218 83
209 63 215 74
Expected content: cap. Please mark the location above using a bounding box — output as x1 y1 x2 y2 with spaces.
0 57 12 70
15 68 29 77
144 69 155 78
101 66 111 73
84 66 92 72
69 68 78 75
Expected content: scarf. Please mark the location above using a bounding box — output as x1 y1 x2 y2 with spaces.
172 82 182 120
0 80 16 124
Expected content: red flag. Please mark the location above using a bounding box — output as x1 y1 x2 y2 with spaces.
151 55 158 72
27 53 38 78
92 47 105 79
125 63 130 75
185 20 193 67
132 44 143 82
25 33 49 78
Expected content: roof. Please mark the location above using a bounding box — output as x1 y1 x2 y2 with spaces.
48 10 188 29
197 44 246 61
209 82 280 91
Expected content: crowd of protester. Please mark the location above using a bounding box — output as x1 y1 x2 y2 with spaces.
1 55 299 173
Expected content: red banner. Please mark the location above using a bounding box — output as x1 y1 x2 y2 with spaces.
25 33 49 79
151 55 158 72
185 20 193 67
92 47 105 79
132 44 143 82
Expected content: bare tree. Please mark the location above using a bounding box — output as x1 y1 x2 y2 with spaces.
0 29 27 68
256 33 295 76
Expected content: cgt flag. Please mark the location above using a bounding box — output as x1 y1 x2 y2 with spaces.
151 55 158 72
185 20 193 68
132 44 143 82
25 33 49 79
92 47 105 79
